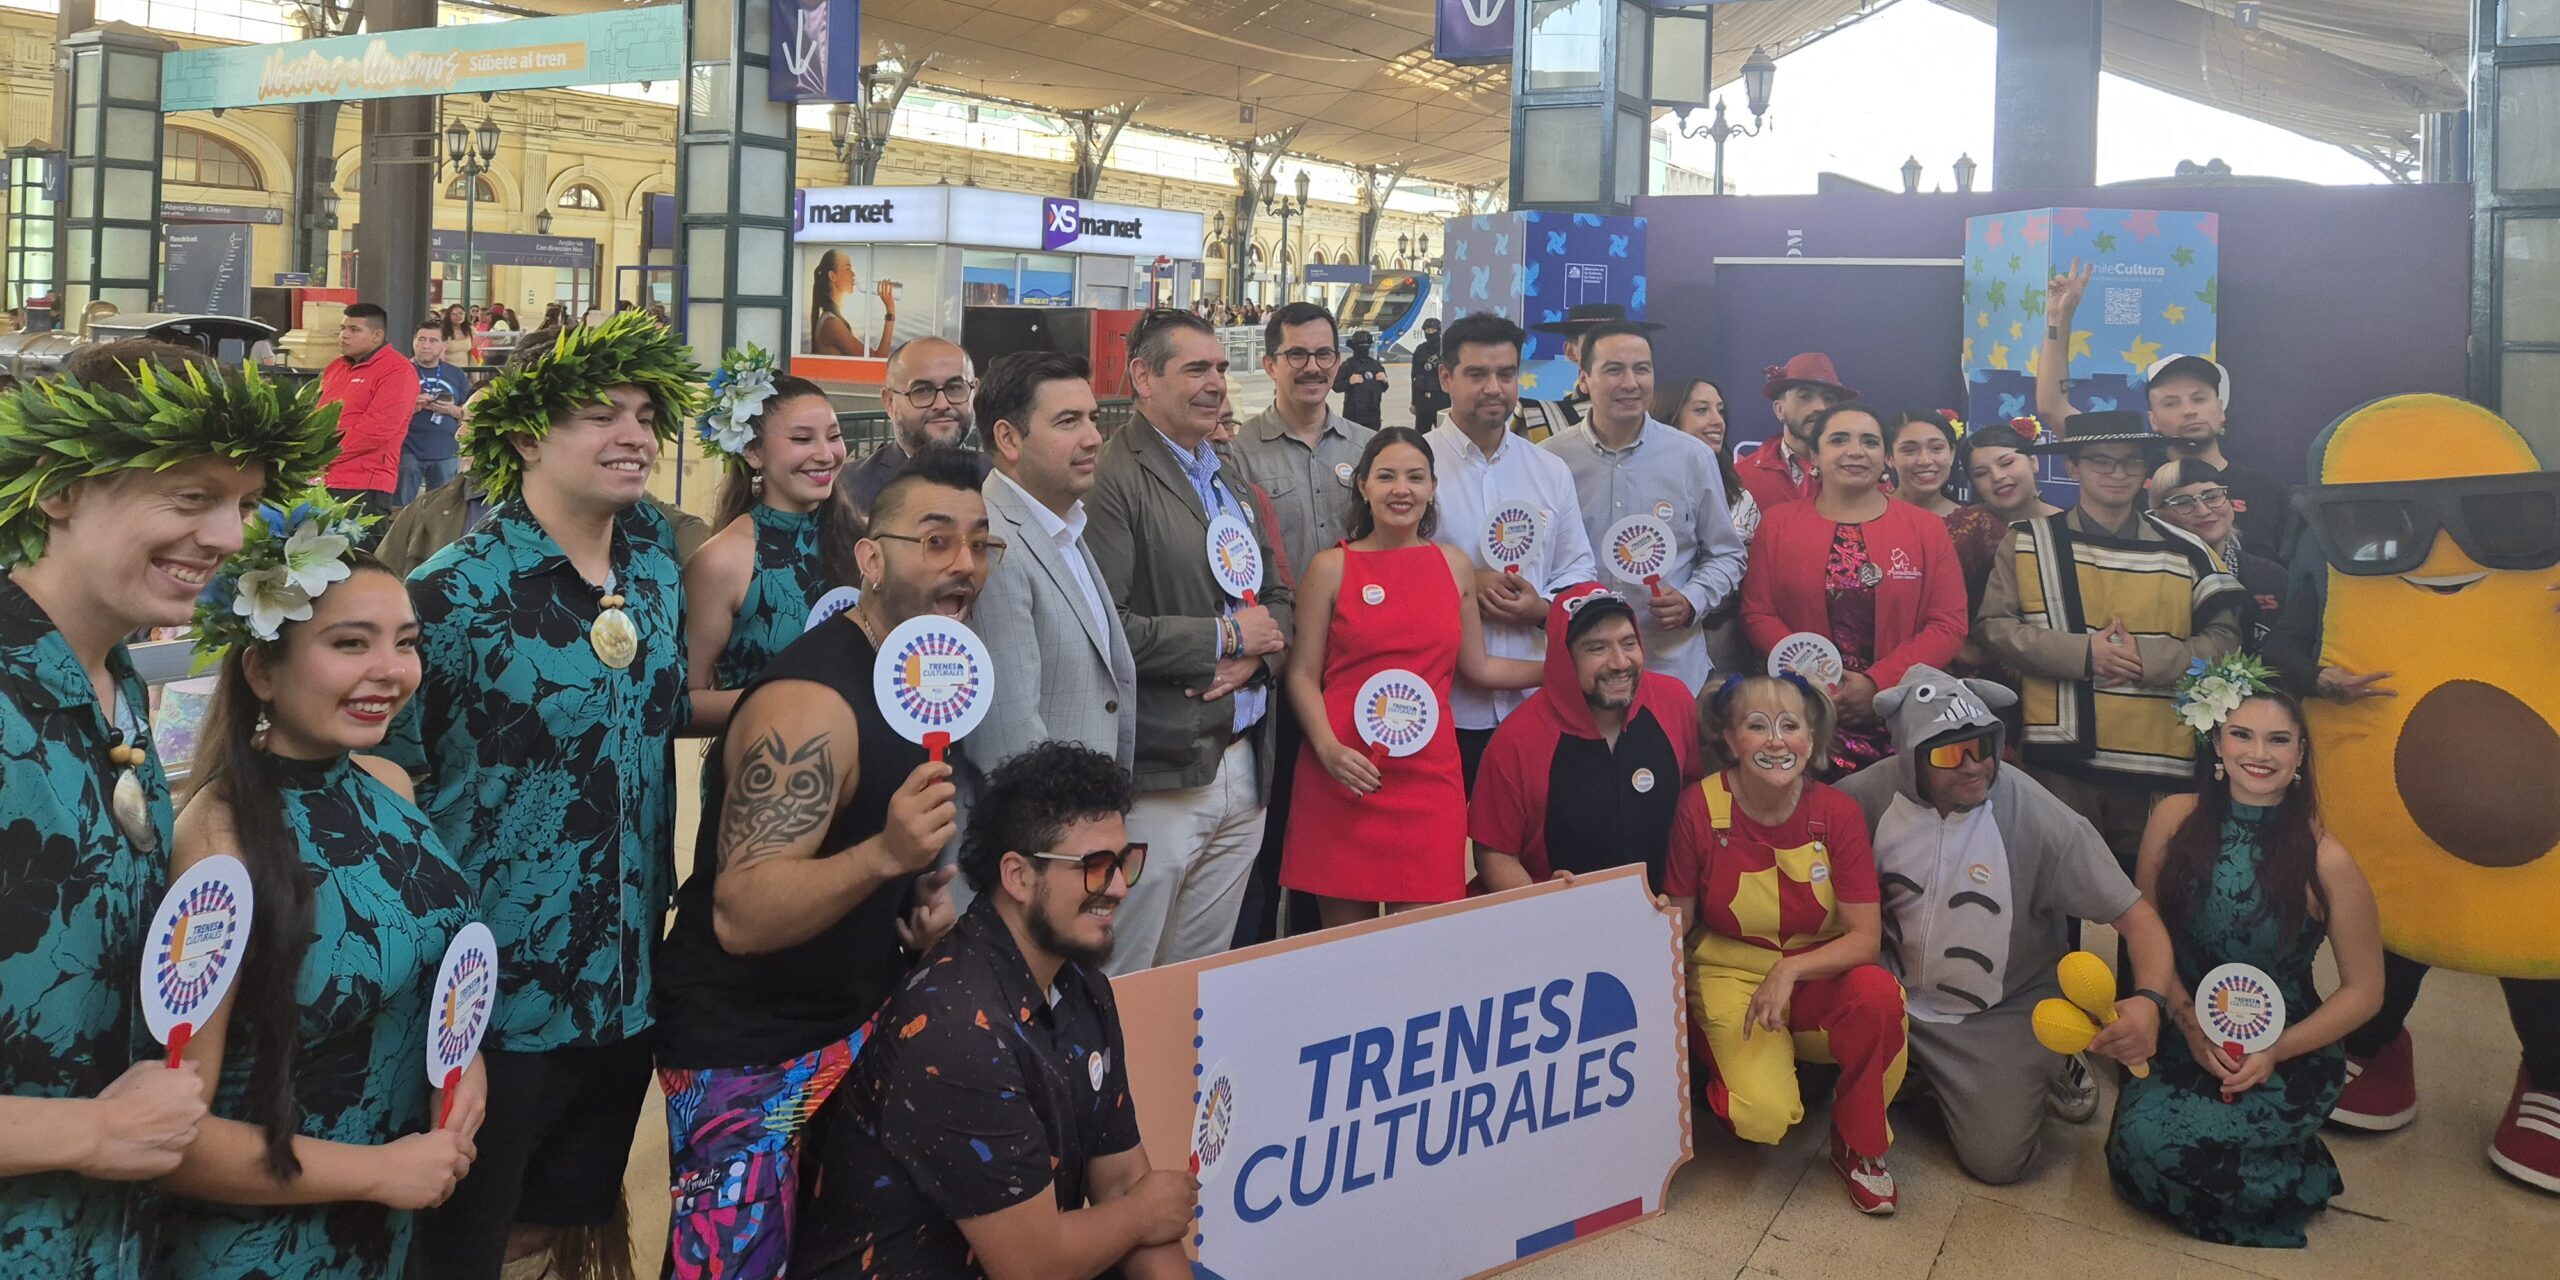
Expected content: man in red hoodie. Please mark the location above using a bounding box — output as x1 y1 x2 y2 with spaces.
319 301 421 533
1470 582 1702 894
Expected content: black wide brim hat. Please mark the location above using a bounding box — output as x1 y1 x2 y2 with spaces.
1530 303 1665 337
2026 409 2174 454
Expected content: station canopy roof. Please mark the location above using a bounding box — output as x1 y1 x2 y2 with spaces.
534 0 2469 188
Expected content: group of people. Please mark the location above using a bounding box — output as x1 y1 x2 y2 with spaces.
0 278 2536 1280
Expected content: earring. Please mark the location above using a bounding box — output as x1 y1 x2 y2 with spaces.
252 707 271 751
2212 760 2225 781
750 468 765 490
2290 771 2302 787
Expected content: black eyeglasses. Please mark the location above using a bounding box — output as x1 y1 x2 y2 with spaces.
896 378 977 408
1273 347 1340 370
2293 473 2560 576
1029 843 1148 892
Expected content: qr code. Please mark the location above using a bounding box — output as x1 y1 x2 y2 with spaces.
2103 287 2142 327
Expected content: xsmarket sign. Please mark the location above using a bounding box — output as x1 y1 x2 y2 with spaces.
1042 197 1148 252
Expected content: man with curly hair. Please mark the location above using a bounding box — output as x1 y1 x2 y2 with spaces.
0 341 339 1277
382 313 705 1279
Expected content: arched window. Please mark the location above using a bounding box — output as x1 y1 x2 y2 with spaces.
164 126 261 190
444 176 499 202
1206 239 1225 260
556 183 606 211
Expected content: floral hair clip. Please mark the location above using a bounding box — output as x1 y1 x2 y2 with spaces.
1938 407 1967 439
189 490 376 669
2171 653 2279 736
2010 415 2043 442
696 344 783 464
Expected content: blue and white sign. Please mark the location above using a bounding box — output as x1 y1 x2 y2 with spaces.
1435 0 1512 64
795 186 1204 261
1304 263 1373 286
1185 869 1689 1277
769 0 859 101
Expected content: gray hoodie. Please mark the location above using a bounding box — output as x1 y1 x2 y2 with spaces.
1834 664 2141 1022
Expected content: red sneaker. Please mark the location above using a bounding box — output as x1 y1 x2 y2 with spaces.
2489 1070 2560 1195
2331 1028 2418 1132
1829 1129 1897 1215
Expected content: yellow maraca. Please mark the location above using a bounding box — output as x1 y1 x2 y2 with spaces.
2058 949 2149 1079
2032 998 2100 1055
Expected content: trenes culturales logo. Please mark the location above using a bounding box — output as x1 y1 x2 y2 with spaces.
1228 970 1643 1224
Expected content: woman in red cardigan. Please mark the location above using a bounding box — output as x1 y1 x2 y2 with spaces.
1742 401 1969 775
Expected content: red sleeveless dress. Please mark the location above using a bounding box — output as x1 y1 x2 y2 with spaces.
1280 542 1466 904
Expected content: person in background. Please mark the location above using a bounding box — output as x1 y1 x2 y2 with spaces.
1738 353 1856 511
1517 304 1656 440
1279 428 1540 928
400 320 468 507
439 304 469 343
1471 583 1700 894
682 356 859 731
2040 261 2287 555
2147 458 2285 653
1669 674 1909 1214
1658 375 1761 677
1977 411 2246 880
1889 408 2009 661
1427 312 1597 790
1835 664 2175 1179
1084 308 1293 974
1228 302 1372 945
1743 402 1969 777
159 499 481 1279
792 743 1195 1280
1208 394 1242 446
847 337 990 519
809 250 896 358
389 311 704 1279
1408 316 1449 431
1544 322 1746 694
319 302 421 534
1332 329 1388 429
658 451 985 1280
0 344 333 1274
1954 420 2061 600
2110 680 2383 1247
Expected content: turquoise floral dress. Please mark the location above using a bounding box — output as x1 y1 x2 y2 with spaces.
713 504 827 691
160 755 473 1279
0 575 171 1278
2106 802 2345 1247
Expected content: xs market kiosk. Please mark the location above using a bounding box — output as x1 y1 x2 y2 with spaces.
790 185 1205 386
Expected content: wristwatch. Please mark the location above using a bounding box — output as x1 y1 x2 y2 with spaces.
2133 988 2172 1020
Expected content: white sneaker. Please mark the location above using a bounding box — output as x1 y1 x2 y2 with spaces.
2048 1052 2100 1123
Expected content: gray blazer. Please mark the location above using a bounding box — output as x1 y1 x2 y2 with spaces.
971 471 1138 772
1085 413 1294 796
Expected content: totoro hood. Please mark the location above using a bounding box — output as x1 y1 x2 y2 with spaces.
1872 663 2018 803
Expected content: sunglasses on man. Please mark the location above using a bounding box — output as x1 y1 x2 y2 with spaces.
1922 735 1996 770
1028 842 1149 893
2292 472 2560 577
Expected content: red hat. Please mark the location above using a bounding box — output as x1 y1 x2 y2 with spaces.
1762 353 1858 401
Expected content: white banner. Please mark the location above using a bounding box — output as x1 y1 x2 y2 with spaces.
1177 868 1689 1279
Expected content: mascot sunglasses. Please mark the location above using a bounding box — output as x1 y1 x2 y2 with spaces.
2290 472 2560 577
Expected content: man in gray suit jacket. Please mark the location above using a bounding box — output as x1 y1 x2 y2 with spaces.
1086 309 1293 974
972 352 1138 773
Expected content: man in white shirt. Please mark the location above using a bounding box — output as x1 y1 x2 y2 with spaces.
1424 312 1598 789
1543 322 1747 693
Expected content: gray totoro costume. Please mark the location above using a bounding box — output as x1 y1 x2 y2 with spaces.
1836 664 2141 1184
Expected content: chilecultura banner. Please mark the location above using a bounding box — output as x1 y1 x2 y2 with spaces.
1112 865 1692 1279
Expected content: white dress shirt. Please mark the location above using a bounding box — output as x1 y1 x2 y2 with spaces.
990 469 1110 642
1426 417 1600 730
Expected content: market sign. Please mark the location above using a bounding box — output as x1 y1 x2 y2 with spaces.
795 185 1205 262
162 6 686 112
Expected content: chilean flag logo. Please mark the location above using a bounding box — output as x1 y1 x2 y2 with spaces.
1042 197 1082 251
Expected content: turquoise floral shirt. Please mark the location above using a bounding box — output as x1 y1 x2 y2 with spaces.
0 574 171 1278
384 498 686 1052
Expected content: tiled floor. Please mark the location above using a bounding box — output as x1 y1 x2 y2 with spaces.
626 737 2560 1280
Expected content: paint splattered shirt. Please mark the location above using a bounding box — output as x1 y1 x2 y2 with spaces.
383 498 686 1051
0 575 170 1278
792 897 1141 1278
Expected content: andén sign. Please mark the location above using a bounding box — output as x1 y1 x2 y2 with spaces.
1112 865 1691 1280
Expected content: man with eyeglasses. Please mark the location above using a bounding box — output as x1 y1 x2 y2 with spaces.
792 741 1196 1280
1087 309 1293 973
654 447 995 1280
1978 411 2247 879
1224 302 1372 944
847 335 993 520
2148 458 2287 653
1837 664 2177 1183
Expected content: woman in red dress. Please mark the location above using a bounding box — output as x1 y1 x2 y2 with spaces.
1282 428 1541 929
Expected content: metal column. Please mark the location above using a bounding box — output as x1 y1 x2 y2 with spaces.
677 0 796 364
349 0 434 332
58 27 170 325
1991 0 2101 190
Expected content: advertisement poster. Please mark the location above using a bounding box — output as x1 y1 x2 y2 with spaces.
164 223 253 318
1112 867 1691 1279
798 243 941 359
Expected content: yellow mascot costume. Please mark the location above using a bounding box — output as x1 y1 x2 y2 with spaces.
2289 393 2560 1193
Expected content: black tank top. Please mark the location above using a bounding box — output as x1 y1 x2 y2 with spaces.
655 616 926 1069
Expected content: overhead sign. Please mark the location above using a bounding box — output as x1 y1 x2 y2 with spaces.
769 0 860 101
1435 0 1512 64
1112 867 1691 1279
162 6 687 112
1303 263 1373 285
430 230 598 269
795 185 1206 261
165 201 285 226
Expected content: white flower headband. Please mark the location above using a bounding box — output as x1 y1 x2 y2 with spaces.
189 490 375 669
696 344 783 464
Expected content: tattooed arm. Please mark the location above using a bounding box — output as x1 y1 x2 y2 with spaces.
711 678 960 955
